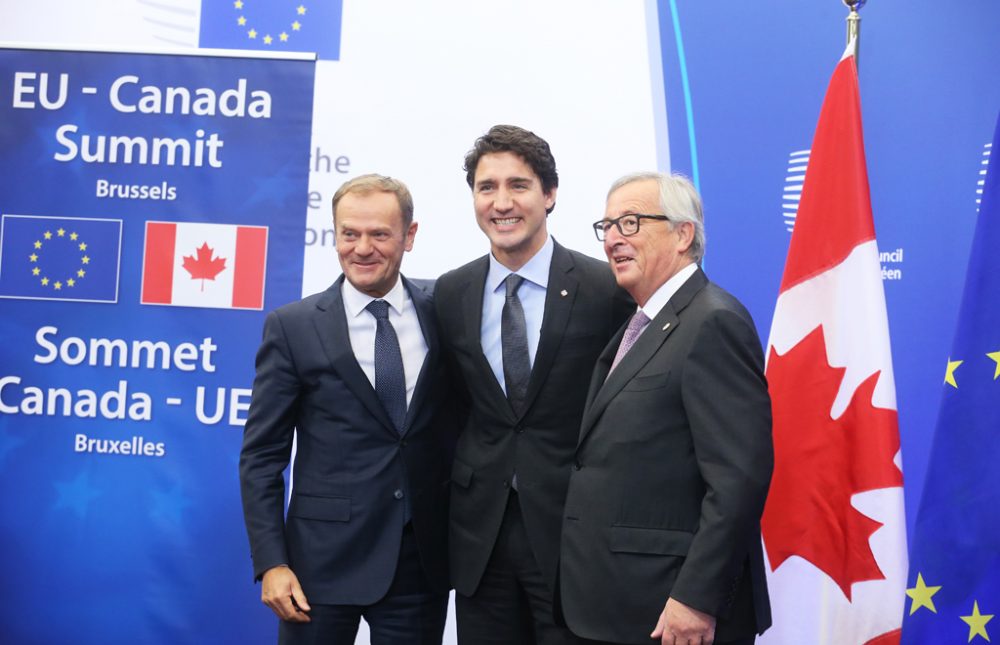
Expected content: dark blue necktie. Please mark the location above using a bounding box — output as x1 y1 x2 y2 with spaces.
502 274 531 416
366 299 406 432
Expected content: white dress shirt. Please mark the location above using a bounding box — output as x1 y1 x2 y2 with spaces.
481 235 554 394
631 262 699 338
342 276 428 407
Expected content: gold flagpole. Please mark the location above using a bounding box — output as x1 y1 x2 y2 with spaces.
843 0 865 68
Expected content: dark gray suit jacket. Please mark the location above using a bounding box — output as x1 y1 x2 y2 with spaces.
559 268 773 643
239 275 456 605
435 240 633 597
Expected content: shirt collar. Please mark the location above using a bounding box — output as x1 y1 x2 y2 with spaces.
486 234 553 294
342 274 406 318
639 262 698 320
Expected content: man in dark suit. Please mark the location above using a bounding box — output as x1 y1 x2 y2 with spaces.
239 174 455 644
559 172 773 645
435 125 633 644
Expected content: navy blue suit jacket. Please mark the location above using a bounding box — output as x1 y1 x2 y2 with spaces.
239 275 456 605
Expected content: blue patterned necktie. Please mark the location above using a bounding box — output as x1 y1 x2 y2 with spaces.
609 309 651 373
501 274 531 416
366 299 406 432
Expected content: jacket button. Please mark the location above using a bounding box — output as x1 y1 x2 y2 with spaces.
502 480 509 489
573 462 582 471
393 489 404 500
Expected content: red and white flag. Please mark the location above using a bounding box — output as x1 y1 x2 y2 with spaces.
141 221 267 310
758 40 907 645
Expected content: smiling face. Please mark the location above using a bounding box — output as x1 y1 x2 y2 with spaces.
603 179 694 306
335 190 417 297
472 151 556 270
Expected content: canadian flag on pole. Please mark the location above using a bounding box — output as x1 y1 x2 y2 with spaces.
141 221 268 310
757 40 907 645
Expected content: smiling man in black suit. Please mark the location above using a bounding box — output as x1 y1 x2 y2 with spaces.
559 172 773 645
434 125 633 645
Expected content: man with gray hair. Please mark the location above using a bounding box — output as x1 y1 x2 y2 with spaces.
557 172 773 645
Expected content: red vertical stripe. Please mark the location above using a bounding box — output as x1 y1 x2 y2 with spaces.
142 222 176 304
232 226 267 309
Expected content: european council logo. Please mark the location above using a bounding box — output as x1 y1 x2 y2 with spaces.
199 1 343 60
0 215 122 303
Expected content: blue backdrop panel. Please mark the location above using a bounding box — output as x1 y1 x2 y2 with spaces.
0 46 315 643
655 0 1000 538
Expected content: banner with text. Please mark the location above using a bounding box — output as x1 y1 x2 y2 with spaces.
0 45 315 643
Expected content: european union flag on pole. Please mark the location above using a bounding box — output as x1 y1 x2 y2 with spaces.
199 0 342 60
901 112 1000 643
0 215 122 303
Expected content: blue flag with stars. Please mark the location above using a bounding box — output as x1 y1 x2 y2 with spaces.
199 0 342 60
901 112 1000 643
0 215 122 303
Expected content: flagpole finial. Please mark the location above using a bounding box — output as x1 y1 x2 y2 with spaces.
842 0 864 67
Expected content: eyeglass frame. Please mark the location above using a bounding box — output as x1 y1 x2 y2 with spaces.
592 214 672 241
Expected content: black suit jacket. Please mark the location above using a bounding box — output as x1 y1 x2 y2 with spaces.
435 240 633 596
559 268 773 644
239 275 456 605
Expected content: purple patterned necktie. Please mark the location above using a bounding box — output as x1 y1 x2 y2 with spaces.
609 310 651 373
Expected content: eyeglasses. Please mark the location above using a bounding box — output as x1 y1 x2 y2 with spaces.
592 214 671 241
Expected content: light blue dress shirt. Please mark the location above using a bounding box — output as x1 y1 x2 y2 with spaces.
481 235 554 394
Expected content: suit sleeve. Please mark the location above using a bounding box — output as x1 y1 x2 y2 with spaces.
671 307 774 616
238 310 301 581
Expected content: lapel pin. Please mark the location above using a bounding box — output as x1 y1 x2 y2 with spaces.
663 322 671 331
560 289 568 297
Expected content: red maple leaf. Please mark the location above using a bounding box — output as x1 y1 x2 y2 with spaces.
761 325 901 600
182 242 227 291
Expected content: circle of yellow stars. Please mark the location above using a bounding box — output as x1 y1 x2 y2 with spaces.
233 1 307 46
907 573 994 642
944 352 1000 388
29 227 90 291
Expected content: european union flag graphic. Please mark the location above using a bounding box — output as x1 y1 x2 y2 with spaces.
0 215 122 303
901 112 1000 643
199 0 342 60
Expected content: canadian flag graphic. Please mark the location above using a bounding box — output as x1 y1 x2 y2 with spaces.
141 221 267 310
758 40 907 645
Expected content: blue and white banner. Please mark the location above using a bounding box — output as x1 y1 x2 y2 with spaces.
0 45 315 643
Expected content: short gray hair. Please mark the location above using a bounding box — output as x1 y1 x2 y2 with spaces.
332 173 414 227
606 172 705 263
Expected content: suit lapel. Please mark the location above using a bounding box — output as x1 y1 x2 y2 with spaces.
458 257 514 417
578 268 708 446
522 241 577 416
312 276 398 435
400 276 437 436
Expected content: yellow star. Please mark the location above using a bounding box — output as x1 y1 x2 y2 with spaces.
53 281 62 290
263 34 273 45
248 28 257 39
77 269 86 278
34 240 42 249
280 32 289 42
988 351 1000 380
41 277 49 286
238 16 247 26
945 359 963 388
32 267 40 276
292 20 301 31
57 228 65 236
233 0 243 8
79 242 87 251
67 278 75 287
961 601 994 642
297 5 307 15
905 573 941 615
81 255 90 265
29 253 38 262
44 230 53 239
70 232 78 240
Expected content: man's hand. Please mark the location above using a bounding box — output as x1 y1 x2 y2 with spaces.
650 597 716 645
261 566 312 623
